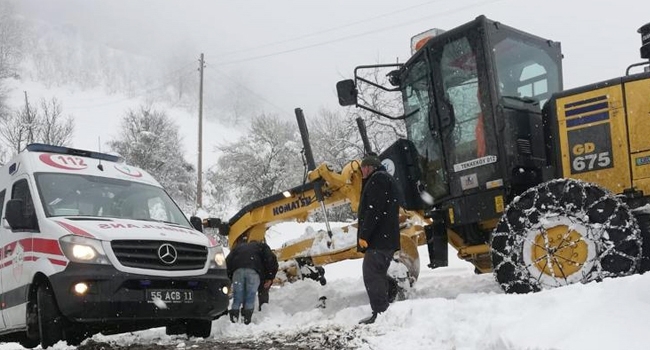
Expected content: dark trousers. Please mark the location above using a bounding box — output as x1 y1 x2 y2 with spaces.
362 249 393 313
258 285 269 311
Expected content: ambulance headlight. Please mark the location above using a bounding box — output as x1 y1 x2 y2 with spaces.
72 245 95 260
209 246 226 269
60 235 110 264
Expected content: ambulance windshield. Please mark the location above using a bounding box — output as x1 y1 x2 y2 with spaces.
34 173 191 228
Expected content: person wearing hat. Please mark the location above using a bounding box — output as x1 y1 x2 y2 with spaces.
356 154 400 324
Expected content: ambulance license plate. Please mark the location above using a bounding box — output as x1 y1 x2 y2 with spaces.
147 289 194 303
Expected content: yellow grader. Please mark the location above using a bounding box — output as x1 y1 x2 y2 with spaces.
210 15 650 294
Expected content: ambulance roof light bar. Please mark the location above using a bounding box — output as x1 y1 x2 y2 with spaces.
25 143 123 163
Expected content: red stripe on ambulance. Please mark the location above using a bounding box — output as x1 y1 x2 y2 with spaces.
48 258 67 266
56 221 95 238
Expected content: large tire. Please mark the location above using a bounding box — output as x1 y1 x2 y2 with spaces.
37 284 65 348
491 179 642 293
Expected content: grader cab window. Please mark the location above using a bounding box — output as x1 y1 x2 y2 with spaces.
494 37 561 106
402 57 449 199
403 59 432 150
440 36 486 164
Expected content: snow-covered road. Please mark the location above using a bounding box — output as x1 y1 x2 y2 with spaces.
4 222 650 350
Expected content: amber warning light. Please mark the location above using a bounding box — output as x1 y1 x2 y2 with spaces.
411 28 446 54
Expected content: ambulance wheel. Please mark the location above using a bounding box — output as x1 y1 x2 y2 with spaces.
185 319 212 338
491 179 642 293
18 336 39 349
19 294 40 348
37 284 65 348
165 322 186 335
65 327 90 346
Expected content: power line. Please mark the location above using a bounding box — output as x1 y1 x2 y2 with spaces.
213 0 447 59
215 0 506 66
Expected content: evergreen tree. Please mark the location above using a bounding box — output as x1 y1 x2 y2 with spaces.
108 104 196 213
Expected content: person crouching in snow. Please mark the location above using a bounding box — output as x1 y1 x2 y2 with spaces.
226 240 278 324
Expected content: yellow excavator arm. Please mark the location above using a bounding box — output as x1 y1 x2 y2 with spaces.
214 156 429 285
227 160 363 247
209 110 431 286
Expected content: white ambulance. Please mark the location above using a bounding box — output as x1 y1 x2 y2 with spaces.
0 144 230 348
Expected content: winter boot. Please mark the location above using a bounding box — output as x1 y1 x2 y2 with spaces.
358 312 378 325
241 309 254 325
228 309 239 323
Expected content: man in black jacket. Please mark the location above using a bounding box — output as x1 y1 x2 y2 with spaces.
356 155 400 324
226 241 278 324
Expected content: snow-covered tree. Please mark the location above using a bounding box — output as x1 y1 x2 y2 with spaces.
310 107 365 168
306 108 367 222
37 97 74 146
207 109 368 222
0 96 74 154
209 70 262 126
108 104 196 213
0 1 25 79
209 113 303 209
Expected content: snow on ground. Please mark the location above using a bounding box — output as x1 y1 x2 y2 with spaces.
3 221 650 350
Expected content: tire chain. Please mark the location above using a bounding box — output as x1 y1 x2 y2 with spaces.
491 179 641 293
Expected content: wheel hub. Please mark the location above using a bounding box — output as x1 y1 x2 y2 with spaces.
531 224 588 278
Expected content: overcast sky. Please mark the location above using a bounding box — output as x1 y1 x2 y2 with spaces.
14 0 650 120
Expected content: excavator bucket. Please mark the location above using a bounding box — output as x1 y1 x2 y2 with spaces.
273 215 426 291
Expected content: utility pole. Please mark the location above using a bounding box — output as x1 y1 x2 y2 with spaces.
24 91 33 145
197 53 205 209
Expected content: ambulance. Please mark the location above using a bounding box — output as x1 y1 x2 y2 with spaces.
0 144 230 348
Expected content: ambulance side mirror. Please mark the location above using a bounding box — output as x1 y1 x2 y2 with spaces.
190 216 203 232
6 199 37 231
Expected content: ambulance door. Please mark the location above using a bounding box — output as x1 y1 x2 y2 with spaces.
0 189 7 329
2 179 37 328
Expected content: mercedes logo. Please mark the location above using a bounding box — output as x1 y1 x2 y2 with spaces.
157 243 178 265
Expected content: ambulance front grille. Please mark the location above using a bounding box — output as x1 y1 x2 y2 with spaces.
111 240 208 270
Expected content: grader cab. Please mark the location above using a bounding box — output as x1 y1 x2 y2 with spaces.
337 15 650 293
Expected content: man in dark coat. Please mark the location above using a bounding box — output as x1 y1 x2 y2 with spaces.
226 241 278 324
356 155 400 324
